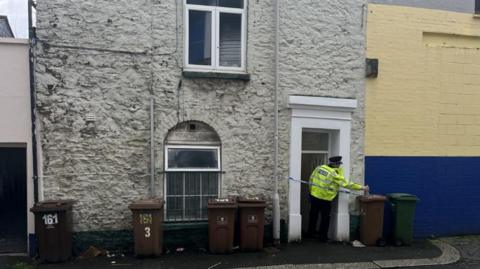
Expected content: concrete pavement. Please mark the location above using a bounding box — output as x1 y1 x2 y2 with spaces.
2 236 480 269
237 239 459 269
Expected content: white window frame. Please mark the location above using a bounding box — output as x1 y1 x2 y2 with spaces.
184 0 247 73
165 145 221 172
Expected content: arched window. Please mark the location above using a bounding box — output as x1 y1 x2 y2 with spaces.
164 121 221 221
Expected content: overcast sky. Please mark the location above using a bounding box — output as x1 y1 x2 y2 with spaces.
0 0 28 38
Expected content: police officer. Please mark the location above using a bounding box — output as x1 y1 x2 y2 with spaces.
306 156 369 242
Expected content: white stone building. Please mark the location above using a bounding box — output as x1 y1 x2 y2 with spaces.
34 0 367 249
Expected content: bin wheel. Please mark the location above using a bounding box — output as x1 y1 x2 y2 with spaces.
376 238 387 247
394 239 403 247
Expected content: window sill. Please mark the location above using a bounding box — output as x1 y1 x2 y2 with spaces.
164 222 208 231
182 70 251 81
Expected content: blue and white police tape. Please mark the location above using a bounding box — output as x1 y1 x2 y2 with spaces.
287 176 364 196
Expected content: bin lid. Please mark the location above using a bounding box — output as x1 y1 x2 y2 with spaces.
357 195 387 203
207 198 237 209
238 197 266 208
30 199 75 212
387 193 419 201
129 198 164 210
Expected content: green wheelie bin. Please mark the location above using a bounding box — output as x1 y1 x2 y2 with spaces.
387 193 419 246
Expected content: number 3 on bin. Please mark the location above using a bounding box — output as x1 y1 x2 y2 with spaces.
144 227 151 238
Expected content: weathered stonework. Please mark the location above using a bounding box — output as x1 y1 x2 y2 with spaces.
35 0 366 233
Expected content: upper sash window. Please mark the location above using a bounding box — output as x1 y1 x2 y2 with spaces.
184 0 246 72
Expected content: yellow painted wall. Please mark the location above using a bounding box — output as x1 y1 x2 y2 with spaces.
366 4 480 156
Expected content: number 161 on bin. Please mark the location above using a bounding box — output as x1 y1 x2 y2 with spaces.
42 213 59 225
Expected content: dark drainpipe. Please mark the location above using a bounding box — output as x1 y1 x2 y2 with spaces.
28 0 39 203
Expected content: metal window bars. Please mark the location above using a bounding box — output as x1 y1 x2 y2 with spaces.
165 171 220 222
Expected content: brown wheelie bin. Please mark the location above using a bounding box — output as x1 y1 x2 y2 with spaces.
129 198 164 257
357 195 387 246
208 198 237 254
30 200 74 263
238 197 266 251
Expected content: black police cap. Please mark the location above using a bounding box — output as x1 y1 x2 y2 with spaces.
328 156 343 164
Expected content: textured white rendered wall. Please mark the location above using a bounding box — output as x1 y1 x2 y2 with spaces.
35 0 366 232
0 38 34 243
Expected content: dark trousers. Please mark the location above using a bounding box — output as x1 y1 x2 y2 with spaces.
308 195 332 241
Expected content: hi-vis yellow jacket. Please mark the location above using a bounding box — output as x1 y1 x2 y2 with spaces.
309 165 363 201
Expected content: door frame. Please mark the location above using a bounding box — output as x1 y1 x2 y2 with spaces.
288 96 357 242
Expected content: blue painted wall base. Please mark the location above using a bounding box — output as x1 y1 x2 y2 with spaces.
365 156 480 238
